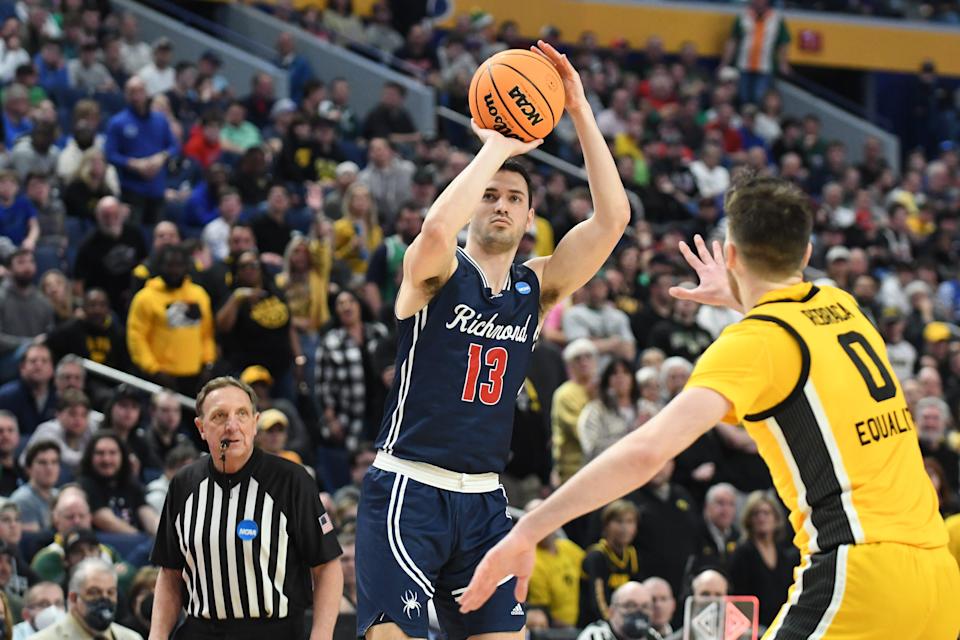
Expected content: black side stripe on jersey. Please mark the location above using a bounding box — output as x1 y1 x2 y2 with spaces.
742 315 856 550
743 316 811 422
767 547 847 639
773 391 857 549
752 285 820 308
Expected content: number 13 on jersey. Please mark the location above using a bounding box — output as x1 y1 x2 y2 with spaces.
462 343 508 405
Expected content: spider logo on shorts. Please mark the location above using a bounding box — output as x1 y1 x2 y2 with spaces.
402 590 422 619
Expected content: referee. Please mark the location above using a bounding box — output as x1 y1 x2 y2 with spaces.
148 377 343 640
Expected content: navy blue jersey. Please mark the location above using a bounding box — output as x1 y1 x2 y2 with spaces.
375 247 541 474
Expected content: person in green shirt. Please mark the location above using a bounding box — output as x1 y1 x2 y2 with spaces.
220 101 262 155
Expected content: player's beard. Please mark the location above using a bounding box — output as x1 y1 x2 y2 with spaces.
727 270 743 307
475 220 522 255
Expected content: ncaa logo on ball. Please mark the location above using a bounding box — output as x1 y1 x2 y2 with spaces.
515 281 532 295
237 519 259 540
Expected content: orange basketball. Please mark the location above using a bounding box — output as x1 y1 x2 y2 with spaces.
469 49 565 142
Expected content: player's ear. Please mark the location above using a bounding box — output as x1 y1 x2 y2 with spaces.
800 242 813 270
194 416 204 439
724 239 736 269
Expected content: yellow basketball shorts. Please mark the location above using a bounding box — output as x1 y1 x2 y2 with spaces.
764 542 960 639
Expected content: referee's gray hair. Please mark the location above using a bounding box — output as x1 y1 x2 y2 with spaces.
195 376 257 417
68 557 115 596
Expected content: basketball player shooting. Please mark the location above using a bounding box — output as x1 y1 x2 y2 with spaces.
459 178 960 640
354 41 629 640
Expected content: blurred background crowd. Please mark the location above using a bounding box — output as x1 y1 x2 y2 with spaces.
0 0 956 637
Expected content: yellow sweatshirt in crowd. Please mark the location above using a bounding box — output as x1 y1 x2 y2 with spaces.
127 276 215 377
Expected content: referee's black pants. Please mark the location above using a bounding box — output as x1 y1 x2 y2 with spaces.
173 614 305 639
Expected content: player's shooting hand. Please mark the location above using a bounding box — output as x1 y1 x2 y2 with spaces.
669 235 742 312
471 119 543 157
458 527 536 613
530 39 587 115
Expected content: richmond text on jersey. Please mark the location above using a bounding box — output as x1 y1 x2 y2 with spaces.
375 248 541 474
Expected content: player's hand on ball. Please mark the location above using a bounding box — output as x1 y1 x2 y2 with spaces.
530 40 588 114
458 528 536 613
471 119 543 157
669 234 742 311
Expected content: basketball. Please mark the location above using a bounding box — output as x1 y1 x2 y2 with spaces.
469 49 565 142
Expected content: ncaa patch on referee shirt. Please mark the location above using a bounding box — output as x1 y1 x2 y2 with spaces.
319 513 334 534
237 520 259 540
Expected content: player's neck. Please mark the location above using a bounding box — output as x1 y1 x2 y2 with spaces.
738 273 806 311
463 241 515 295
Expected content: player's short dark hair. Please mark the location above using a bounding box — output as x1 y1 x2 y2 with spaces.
497 160 533 207
25 439 60 468
725 175 813 278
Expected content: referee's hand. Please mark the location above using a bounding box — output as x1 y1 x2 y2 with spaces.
458 527 535 613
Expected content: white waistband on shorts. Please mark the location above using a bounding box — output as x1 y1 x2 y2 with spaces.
373 451 501 493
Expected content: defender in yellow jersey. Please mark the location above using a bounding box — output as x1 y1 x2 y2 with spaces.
459 177 960 640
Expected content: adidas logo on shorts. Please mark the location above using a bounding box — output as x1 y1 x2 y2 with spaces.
511 603 524 616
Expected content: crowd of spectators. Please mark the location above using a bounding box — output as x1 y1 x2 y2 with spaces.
0 0 956 637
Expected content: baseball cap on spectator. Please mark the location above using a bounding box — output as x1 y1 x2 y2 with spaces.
240 365 273 387
64 528 99 554
563 338 598 362
904 281 932 300
200 50 222 66
152 37 173 51
880 307 904 324
0 540 13 558
258 408 288 432
923 322 956 343
718 66 740 83
335 161 359 178
825 246 851 264
270 98 297 119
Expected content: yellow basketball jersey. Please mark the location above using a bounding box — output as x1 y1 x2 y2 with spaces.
688 282 946 556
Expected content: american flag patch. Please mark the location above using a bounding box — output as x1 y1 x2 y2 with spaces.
319 513 334 534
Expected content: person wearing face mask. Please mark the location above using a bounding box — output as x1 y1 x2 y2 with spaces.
127 243 215 397
31 556 141 639
577 581 661 640
12 581 64 640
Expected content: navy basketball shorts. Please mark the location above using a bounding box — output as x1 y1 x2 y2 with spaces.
356 466 526 639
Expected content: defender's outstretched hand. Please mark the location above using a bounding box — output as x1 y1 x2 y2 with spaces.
471 119 543 157
458 528 535 613
530 40 587 114
669 235 742 311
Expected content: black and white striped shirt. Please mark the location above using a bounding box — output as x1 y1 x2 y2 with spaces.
150 449 341 621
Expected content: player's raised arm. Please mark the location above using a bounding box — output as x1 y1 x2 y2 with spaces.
395 124 542 318
526 41 630 304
